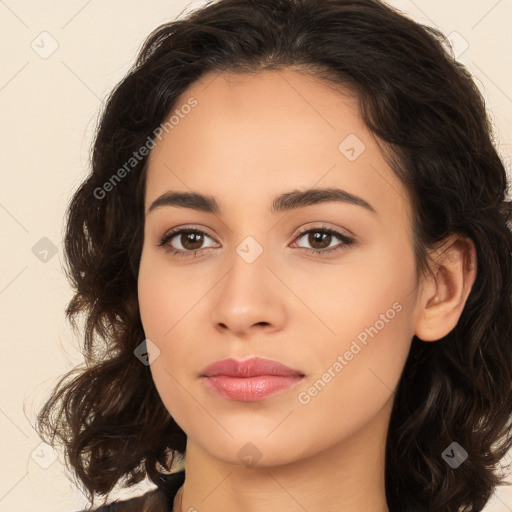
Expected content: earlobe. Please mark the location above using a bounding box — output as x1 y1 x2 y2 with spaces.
414 235 477 342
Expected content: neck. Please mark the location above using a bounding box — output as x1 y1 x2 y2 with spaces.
174 398 392 512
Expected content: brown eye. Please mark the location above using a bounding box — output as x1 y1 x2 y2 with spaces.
158 225 355 259
158 228 218 257
293 226 354 255
179 230 205 250
307 231 332 250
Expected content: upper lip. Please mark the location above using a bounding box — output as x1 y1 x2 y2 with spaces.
201 357 305 378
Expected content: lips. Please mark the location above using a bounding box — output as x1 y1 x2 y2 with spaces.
200 357 305 402
200 357 305 378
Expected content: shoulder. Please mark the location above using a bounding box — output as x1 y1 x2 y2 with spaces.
78 487 168 512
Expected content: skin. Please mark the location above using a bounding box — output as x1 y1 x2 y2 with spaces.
137 68 477 512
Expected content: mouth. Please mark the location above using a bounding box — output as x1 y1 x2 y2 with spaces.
200 356 305 402
201 356 305 378
201 374 305 401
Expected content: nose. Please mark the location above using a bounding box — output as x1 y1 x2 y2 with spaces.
209 248 287 338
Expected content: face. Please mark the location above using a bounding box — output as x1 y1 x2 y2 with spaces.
138 68 422 467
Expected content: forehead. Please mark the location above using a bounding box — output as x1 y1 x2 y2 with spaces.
171 67 361 136
144 68 411 223
147 67 365 164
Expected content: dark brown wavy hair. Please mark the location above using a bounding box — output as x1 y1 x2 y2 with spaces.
36 0 512 510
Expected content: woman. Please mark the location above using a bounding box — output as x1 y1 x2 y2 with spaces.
36 0 512 511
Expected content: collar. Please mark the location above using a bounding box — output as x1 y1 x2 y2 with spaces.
158 470 186 511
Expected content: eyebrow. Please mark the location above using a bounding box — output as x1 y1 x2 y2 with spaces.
147 187 377 216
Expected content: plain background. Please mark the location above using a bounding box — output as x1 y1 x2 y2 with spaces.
1 0 512 510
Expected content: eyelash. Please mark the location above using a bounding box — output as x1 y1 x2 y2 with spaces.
157 225 355 259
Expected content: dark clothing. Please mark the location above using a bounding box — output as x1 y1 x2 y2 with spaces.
80 470 185 512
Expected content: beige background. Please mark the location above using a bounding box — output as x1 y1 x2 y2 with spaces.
1 0 512 510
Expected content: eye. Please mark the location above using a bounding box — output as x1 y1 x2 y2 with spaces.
157 227 218 258
291 225 355 255
157 224 355 258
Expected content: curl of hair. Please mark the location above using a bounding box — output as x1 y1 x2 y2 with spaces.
36 1 512 510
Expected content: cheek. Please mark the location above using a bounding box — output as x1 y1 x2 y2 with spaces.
137 247 205 340
137 250 205 419
288 236 417 343
138 275 175 340
293 298 413 451
292 242 416 403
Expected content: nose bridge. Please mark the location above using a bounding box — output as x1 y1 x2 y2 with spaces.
224 214 270 283
209 232 286 334
220 233 270 308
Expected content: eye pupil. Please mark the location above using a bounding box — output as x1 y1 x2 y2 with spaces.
182 231 204 250
309 231 331 249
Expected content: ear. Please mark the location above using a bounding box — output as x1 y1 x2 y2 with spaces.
414 234 477 342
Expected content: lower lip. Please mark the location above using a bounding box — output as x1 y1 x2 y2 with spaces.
202 375 304 401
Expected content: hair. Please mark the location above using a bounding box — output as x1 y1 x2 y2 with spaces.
36 0 512 510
